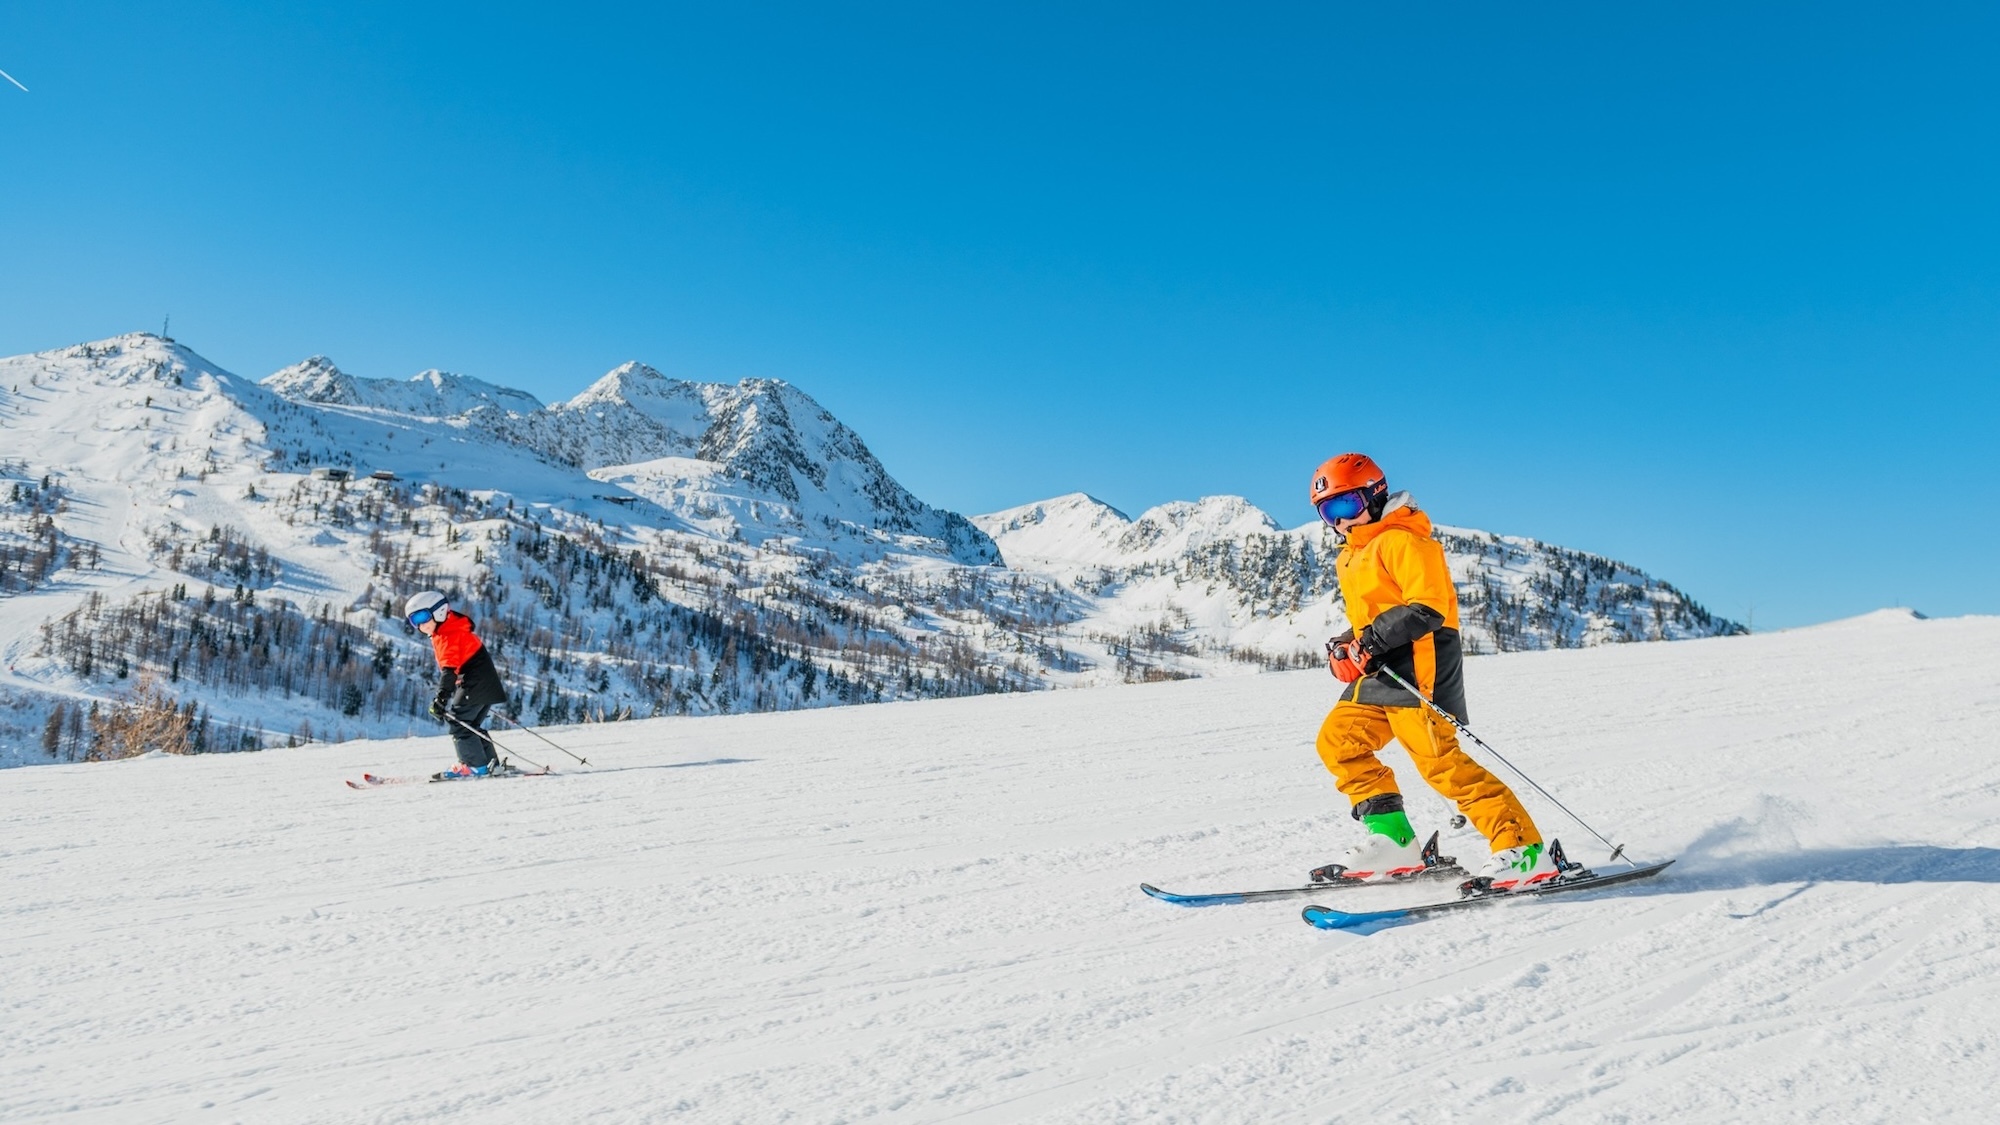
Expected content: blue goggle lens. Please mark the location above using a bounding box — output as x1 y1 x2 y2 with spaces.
1316 490 1369 526
408 609 435 626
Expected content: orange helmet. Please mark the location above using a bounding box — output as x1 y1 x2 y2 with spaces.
1308 453 1389 526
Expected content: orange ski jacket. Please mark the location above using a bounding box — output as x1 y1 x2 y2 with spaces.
1333 498 1469 723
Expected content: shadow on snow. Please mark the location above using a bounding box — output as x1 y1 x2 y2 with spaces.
1665 845 2000 889
1311 845 2000 934
578 758 759 775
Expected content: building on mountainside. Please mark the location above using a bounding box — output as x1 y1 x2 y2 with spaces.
310 467 352 482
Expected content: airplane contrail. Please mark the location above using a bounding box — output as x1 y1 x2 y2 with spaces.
0 67 27 93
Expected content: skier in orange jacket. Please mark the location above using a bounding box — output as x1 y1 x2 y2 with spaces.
1308 453 1557 891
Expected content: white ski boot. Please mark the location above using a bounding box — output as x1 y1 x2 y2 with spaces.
1311 832 1429 883
1471 841 1561 892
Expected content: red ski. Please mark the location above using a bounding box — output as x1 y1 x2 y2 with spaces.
345 762 552 789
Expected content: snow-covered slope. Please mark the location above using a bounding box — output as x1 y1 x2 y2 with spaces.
3 610 1995 1121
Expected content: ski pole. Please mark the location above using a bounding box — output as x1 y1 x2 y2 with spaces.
1370 663 1634 867
491 711 590 766
443 711 548 773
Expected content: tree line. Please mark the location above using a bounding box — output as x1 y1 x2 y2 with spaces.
0 468 86 594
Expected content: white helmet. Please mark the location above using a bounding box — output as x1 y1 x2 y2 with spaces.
404 590 450 625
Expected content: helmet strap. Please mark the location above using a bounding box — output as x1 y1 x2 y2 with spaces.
1364 480 1389 521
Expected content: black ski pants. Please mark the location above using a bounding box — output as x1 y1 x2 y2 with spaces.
449 700 498 768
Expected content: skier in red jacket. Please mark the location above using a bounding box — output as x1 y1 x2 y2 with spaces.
404 590 512 778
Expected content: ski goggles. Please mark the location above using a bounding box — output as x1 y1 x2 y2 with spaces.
406 600 448 627
1315 489 1371 526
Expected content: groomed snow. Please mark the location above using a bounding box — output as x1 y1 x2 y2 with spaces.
5 610 1997 1122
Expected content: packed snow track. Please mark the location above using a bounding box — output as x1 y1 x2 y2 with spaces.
3 609 1996 1122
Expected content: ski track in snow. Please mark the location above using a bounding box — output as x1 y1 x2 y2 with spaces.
3 611 1998 1122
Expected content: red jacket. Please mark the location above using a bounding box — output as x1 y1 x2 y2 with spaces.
429 611 508 710
429 611 485 670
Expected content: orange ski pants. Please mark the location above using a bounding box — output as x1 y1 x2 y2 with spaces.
1314 700 1541 851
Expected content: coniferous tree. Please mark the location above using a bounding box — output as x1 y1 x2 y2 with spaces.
41 703 64 757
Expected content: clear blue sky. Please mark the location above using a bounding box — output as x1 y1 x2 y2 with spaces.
3 3 1995 629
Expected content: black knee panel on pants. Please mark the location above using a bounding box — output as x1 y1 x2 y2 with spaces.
1352 792 1406 819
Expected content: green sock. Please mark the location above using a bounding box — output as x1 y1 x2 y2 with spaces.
1361 809 1416 847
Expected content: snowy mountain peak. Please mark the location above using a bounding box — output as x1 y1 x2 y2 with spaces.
985 492 1131 527
18 335 265 428
1118 495 1282 555
971 494 1133 566
39 332 228 385
261 358 543 418
261 356 360 403
565 361 685 410
692 379 842 501
974 493 1283 568
553 368 830 476
565 372 1000 563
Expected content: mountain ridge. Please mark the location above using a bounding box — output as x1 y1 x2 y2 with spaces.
254 345 996 564
0 332 1741 761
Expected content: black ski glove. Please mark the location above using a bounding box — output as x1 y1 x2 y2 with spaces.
429 697 449 722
